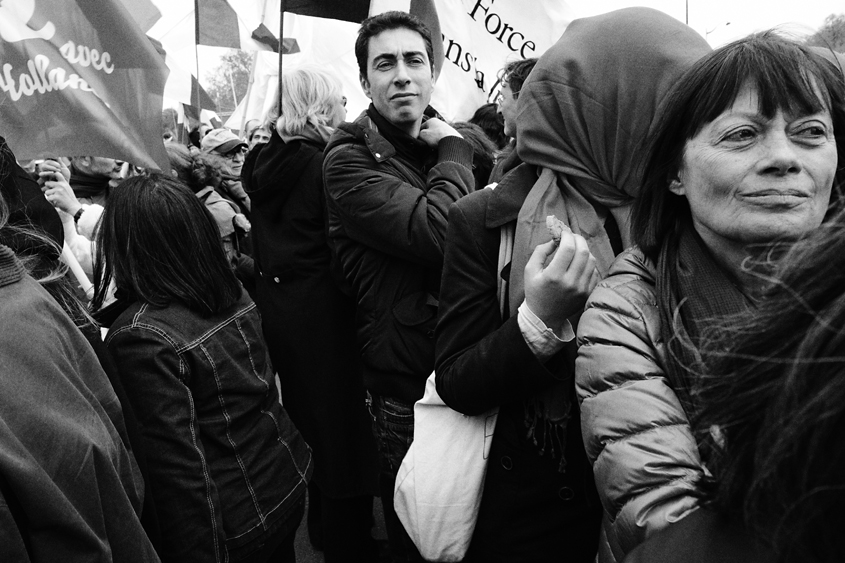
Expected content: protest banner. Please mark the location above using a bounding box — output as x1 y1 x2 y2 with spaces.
0 0 170 170
222 0 570 126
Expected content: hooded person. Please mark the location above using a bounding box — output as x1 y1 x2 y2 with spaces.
434 8 710 561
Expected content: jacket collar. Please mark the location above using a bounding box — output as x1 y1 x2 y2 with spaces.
485 163 538 229
0 245 25 288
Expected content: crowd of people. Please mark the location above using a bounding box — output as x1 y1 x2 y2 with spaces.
1 6 843 563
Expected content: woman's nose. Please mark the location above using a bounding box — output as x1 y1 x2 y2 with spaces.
760 132 802 176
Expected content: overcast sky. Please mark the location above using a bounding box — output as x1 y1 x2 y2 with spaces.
572 0 842 46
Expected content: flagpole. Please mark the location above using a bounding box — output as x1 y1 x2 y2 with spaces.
240 52 260 135
279 0 286 115
193 0 202 137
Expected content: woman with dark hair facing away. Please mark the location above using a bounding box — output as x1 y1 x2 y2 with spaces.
92 173 312 563
241 66 381 562
468 102 507 152
576 32 845 563
626 205 845 563
452 121 497 191
435 9 710 562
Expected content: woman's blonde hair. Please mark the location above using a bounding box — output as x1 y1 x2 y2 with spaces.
275 66 343 137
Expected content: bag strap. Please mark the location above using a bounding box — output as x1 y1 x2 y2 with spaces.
497 223 515 321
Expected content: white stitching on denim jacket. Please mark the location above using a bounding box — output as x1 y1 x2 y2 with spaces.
235 317 266 389
175 303 258 353
185 373 223 562
201 343 266 525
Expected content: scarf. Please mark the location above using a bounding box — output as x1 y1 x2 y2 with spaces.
657 223 754 416
69 163 110 200
516 8 711 231
508 169 620 470
366 104 433 171
503 9 710 469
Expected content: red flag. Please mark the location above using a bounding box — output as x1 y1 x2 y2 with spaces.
0 0 170 170
195 0 240 49
285 0 371 23
195 1 300 53
283 0 444 76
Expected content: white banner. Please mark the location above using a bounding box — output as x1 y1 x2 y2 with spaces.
228 0 571 126
432 0 573 120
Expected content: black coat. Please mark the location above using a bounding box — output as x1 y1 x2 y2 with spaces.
623 508 774 563
243 131 378 498
322 111 475 403
434 164 601 562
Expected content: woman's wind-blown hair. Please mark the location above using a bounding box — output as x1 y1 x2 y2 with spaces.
693 205 845 563
92 173 242 316
0 138 95 328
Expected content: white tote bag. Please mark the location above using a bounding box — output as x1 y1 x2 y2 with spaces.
394 209 512 561
393 372 499 561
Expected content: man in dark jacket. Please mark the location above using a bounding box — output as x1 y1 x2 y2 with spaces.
322 10 474 562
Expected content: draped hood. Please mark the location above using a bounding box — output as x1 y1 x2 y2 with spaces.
516 7 711 209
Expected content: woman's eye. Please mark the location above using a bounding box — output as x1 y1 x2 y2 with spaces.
795 125 827 139
723 128 756 143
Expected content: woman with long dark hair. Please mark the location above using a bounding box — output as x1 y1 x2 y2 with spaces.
92 173 312 563
626 205 845 563
576 32 845 563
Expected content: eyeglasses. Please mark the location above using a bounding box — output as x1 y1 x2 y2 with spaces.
223 147 248 160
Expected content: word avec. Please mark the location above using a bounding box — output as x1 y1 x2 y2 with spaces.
0 41 113 102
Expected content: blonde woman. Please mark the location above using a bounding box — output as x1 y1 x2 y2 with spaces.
242 67 380 562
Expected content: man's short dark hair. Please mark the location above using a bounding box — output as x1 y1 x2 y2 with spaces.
500 58 538 95
355 11 434 80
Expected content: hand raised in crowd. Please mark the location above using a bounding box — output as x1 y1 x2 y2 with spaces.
524 231 599 330
419 117 463 147
39 162 82 217
37 158 71 184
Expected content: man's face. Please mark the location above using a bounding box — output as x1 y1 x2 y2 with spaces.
77 156 124 187
249 128 271 149
361 27 435 137
497 83 518 138
87 156 119 177
216 146 247 176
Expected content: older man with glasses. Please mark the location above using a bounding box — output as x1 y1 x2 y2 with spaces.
201 128 251 215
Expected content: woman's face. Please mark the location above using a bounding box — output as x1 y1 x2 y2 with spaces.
329 94 347 128
673 81 837 258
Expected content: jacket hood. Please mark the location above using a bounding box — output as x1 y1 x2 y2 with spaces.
516 7 711 208
243 129 322 204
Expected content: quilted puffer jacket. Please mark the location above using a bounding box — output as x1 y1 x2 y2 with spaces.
575 247 704 563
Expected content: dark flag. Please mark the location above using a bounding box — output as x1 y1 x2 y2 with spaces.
0 0 170 170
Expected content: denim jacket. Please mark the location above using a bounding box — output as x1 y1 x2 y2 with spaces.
106 291 312 563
